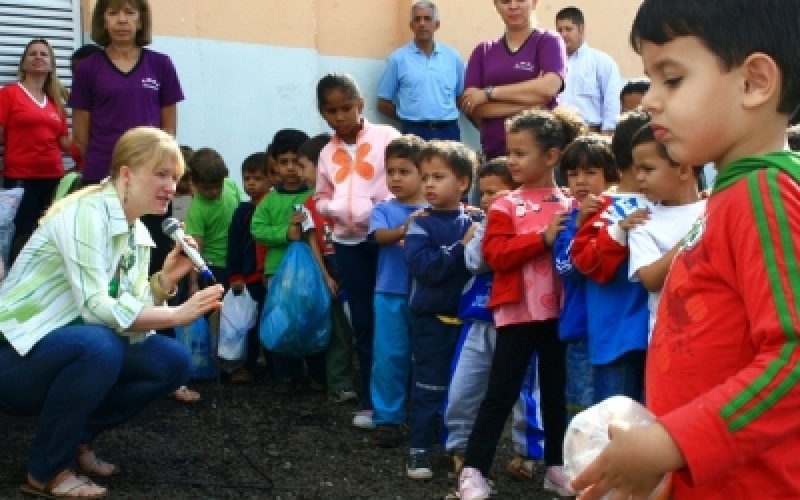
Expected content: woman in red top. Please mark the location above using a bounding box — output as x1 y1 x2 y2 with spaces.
0 39 70 264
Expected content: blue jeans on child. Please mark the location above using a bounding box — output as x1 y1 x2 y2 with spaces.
370 292 412 426
593 349 646 404
566 340 594 421
0 325 190 483
334 241 379 411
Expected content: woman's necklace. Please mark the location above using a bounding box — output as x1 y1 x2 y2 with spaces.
113 226 136 298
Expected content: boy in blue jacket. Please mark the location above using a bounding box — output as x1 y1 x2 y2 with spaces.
404 140 480 480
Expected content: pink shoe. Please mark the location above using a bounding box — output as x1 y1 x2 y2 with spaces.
544 465 576 497
459 467 491 500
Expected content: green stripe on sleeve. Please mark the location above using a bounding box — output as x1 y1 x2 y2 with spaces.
720 169 800 431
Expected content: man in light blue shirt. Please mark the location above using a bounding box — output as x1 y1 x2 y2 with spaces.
556 7 624 134
377 1 465 141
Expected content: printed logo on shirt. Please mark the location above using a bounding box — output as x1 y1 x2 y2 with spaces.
509 194 541 216
514 61 536 72
681 215 706 250
48 112 61 122
142 77 160 91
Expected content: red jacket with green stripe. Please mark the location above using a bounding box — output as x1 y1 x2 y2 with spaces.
646 158 800 500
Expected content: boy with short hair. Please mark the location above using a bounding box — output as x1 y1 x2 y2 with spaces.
571 111 652 404
185 147 242 291
226 152 271 383
368 135 428 447
572 1 800 499
627 125 706 340
620 77 650 113
296 133 358 404
404 140 480 479
252 129 315 393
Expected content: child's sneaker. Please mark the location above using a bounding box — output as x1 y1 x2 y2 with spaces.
543 465 575 497
406 450 433 480
458 467 491 500
352 410 375 429
328 388 358 403
506 455 536 481
371 424 404 447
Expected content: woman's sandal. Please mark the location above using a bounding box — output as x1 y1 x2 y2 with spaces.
171 385 201 403
20 470 107 499
506 456 535 481
76 445 120 478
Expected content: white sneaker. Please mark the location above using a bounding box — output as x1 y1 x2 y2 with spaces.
459 467 491 500
352 410 375 429
543 465 575 497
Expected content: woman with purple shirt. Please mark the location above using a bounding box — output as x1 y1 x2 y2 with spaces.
69 0 184 184
461 0 567 160
69 0 197 404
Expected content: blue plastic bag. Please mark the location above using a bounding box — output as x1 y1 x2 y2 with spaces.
176 316 217 380
260 242 331 357
458 273 494 323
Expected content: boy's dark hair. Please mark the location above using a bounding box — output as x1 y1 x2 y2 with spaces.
787 125 800 152
179 145 194 180
316 72 362 108
271 129 309 158
385 134 426 167
420 140 478 192
188 148 228 185
478 156 518 189
561 136 621 183
630 124 680 167
242 152 267 175
71 44 102 62
556 6 584 26
507 107 587 153
620 78 650 100
630 0 800 115
298 133 332 165
612 109 651 171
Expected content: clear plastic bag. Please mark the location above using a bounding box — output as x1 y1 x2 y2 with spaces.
217 287 257 363
563 396 670 500
260 242 331 357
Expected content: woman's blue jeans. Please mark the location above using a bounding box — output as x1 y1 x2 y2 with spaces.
0 325 190 483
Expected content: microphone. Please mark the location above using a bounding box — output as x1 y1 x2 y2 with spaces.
161 217 215 283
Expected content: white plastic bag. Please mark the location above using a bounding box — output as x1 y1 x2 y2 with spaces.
217 287 258 362
563 396 670 500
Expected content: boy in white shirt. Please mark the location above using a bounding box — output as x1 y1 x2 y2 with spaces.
627 124 706 340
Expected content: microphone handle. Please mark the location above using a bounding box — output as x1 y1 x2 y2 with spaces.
175 237 216 284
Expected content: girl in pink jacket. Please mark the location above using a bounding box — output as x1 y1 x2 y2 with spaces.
314 73 400 428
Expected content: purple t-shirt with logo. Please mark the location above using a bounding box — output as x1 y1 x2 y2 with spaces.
465 29 567 159
69 49 184 181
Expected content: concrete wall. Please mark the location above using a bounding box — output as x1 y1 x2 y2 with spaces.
79 0 643 185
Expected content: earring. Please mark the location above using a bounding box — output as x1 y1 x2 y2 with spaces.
124 184 129 204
